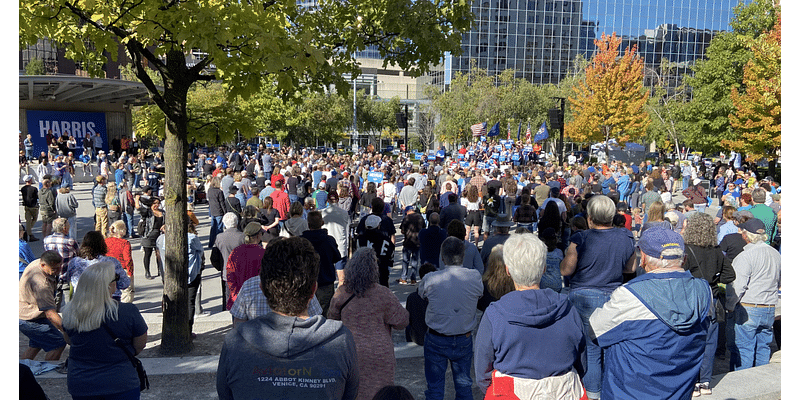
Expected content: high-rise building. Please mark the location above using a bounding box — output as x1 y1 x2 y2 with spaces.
435 0 745 88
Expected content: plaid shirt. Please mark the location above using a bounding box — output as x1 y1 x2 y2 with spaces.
43 233 79 268
230 276 323 321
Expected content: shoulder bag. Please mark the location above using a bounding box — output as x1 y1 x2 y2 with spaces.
101 324 149 391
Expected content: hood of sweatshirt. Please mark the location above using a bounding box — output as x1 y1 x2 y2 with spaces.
234 313 344 358
627 271 710 334
493 289 573 329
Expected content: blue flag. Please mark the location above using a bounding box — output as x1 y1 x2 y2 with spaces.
487 122 500 137
533 122 549 143
516 122 522 141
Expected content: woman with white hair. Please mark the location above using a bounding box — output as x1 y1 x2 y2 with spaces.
62 262 148 399
474 232 587 398
328 247 409 400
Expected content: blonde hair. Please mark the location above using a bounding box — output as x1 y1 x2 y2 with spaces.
110 220 127 238
105 182 117 205
61 262 119 332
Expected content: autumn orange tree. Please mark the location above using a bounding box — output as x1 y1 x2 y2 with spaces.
566 33 650 152
725 9 781 171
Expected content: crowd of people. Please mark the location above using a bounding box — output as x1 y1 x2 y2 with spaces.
19 137 781 399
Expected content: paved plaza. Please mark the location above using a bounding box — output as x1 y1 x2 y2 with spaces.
19 174 779 399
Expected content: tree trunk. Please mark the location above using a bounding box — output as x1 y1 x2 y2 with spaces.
159 50 192 355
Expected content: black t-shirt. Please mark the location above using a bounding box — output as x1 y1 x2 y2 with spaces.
20 185 38 207
286 176 298 195
201 163 214 177
357 228 395 267
486 179 502 194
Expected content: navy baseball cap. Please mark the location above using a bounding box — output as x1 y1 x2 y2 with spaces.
739 218 766 234
638 227 685 259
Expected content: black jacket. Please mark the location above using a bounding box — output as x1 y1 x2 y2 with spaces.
439 203 467 230
301 229 342 286
682 244 736 298
207 187 226 216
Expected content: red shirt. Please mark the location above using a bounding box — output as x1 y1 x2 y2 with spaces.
270 189 291 221
225 244 265 310
105 237 134 277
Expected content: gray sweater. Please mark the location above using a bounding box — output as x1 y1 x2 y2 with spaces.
216 313 358 400
55 192 79 219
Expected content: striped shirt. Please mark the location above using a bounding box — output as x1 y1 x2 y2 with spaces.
230 276 323 321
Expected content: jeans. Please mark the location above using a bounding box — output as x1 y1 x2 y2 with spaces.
61 173 73 190
568 287 613 399
423 332 474 400
122 213 135 238
732 304 775 371
208 215 224 249
67 216 77 243
699 302 719 384
133 173 141 188
188 274 202 330
289 194 298 204
683 176 690 190
401 247 420 281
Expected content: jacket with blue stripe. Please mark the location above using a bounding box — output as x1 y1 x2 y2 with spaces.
589 270 711 400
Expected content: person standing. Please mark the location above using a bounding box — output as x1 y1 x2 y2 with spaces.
588 227 711 400
726 218 780 371
321 192 351 285
21 175 40 242
418 213 448 269
140 197 164 280
210 213 245 312
399 207 425 285
328 248 409 400
417 237 483 400
207 176 226 249
748 188 779 246
61 262 148 400
92 132 104 159
106 220 135 303
560 195 636 400
225 222 266 310
39 177 57 239
302 211 343 314
24 134 34 160
92 176 109 237
216 237 359 400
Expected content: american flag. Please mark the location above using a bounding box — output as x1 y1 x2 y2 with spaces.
471 122 487 137
525 123 531 141
507 124 511 141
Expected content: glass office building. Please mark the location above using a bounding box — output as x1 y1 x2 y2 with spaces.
437 0 746 88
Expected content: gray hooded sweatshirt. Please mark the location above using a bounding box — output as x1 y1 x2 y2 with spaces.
217 313 358 400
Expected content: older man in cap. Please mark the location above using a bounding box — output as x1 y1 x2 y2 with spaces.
726 218 781 371
588 226 712 399
21 175 40 241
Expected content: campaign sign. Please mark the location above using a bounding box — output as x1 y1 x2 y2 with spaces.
499 156 506 162
460 161 469 168
26 110 107 156
457 153 464 160
367 171 384 183
491 153 499 159
477 162 486 169
427 155 435 160
436 150 445 158
499 140 507 145
495 145 502 151
511 153 520 161
504 142 512 149
468 150 474 156
414 152 422 160
271 143 281 148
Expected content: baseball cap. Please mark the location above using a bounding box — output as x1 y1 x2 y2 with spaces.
739 218 766 234
22 175 33 182
732 210 754 220
638 227 685 259
365 215 382 229
318 181 326 189
243 221 264 237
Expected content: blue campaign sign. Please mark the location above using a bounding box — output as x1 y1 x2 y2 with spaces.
427 155 435 160
504 142 512 149
480 136 486 142
499 156 506 162
367 171 384 183
414 152 422 160
477 162 486 169
271 143 281 148
460 161 470 168
457 153 464 160
26 110 108 156
499 140 507 145
491 153 499 159
511 153 520 161
436 150 445 158
494 145 502 151
468 150 474 156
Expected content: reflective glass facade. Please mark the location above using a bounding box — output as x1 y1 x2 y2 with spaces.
438 0 745 88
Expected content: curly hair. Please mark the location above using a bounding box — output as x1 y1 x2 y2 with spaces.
79 231 108 260
682 212 717 248
260 237 320 316
344 247 380 297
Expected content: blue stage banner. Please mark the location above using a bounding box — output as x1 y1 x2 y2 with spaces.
26 110 108 156
367 171 384 183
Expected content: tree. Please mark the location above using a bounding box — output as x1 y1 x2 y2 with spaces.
680 0 777 154
24 58 45 75
21 0 472 355
565 33 650 152
645 59 691 155
725 9 780 172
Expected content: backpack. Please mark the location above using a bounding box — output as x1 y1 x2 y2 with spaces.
296 180 306 196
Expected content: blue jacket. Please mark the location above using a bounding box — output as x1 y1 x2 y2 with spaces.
474 289 586 393
589 271 711 400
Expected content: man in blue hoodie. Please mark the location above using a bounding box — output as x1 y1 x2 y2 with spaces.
588 227 711 400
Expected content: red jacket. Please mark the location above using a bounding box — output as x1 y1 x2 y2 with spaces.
270 189 290 221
